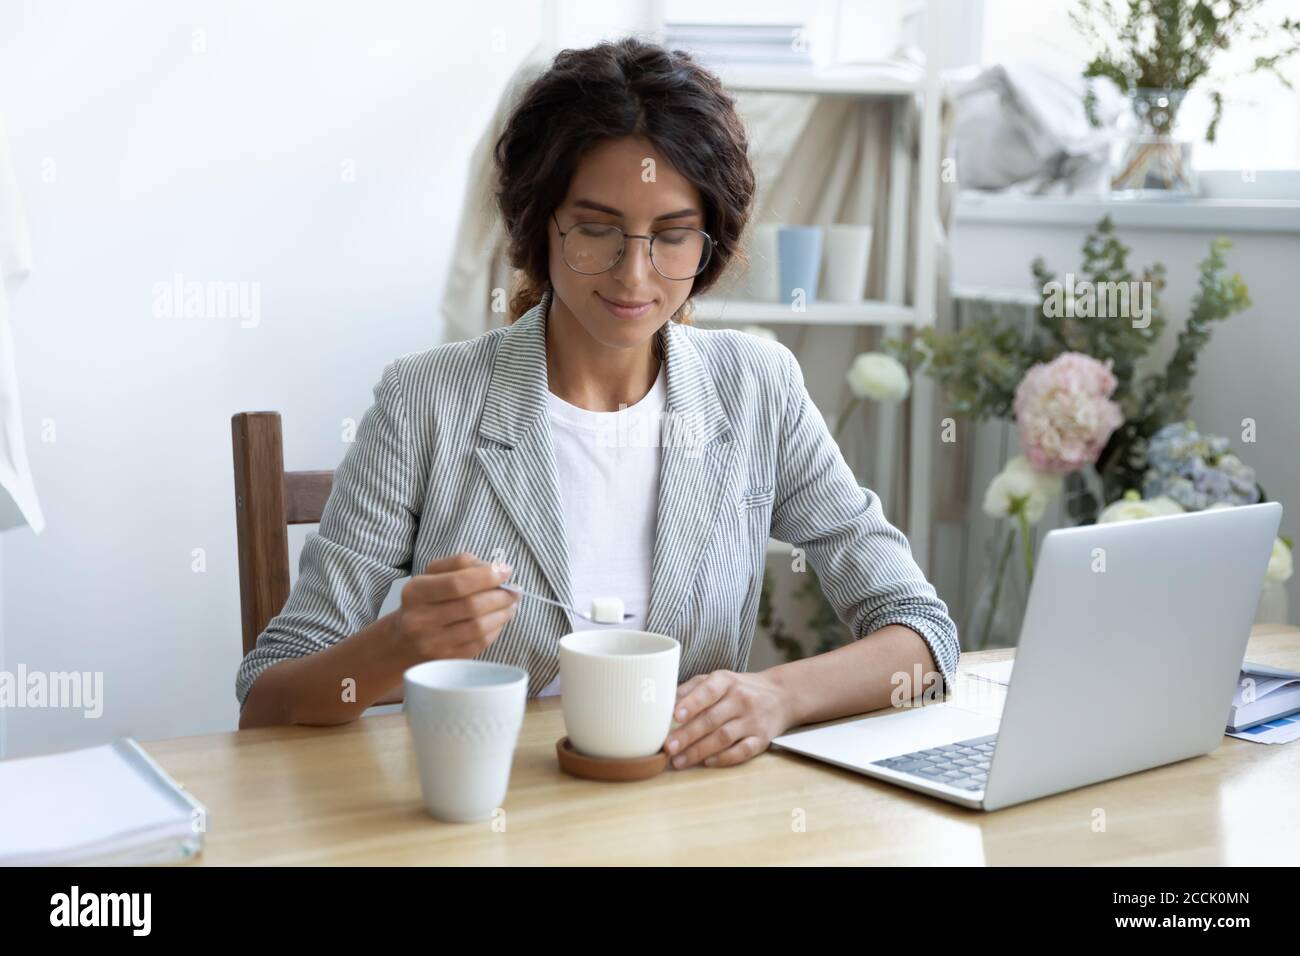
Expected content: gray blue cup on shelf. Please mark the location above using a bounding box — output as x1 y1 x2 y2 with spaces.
777 226 823 305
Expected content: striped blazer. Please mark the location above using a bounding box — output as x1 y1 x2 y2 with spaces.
235 289 959 709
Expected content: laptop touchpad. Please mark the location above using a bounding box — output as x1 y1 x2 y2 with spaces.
773 702 1001 763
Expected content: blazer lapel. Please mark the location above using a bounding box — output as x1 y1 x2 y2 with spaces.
474 290 575 628
642 319 738 639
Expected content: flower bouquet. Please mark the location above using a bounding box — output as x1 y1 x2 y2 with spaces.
885 216 1276 645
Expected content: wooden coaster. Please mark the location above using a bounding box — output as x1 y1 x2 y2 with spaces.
555 736 669 781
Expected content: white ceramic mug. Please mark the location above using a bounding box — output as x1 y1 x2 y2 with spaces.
559 629 681 759
821 223 873 302
403 659 528 823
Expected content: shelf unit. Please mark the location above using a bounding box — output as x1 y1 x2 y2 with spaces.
691 298 915 326
694 5 945 573
718 65 924 98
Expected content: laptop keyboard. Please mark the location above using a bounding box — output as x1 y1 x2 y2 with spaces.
870 734 998 792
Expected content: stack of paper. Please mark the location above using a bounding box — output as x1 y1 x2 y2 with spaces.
0 738 206 866
1228 663 1300 731
663 22 815 69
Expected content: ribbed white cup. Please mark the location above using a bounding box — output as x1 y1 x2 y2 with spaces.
403 660 528 823
821 224 873 302
559 629 681 759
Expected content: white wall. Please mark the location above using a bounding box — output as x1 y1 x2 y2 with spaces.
0 0 553 757
950 215 1300 617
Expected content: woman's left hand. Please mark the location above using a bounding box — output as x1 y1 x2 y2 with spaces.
663 670 792 769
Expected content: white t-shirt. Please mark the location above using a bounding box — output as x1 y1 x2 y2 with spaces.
536 362 667 697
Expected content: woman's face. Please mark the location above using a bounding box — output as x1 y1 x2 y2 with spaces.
548 135 705 352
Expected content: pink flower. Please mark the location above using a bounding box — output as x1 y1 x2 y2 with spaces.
1013 352 1123 474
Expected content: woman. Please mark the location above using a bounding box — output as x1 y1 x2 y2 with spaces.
237 37 959 770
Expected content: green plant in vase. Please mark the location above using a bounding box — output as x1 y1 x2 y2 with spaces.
1073 0 1300 193
891 216 1250 522
882 216 1250 646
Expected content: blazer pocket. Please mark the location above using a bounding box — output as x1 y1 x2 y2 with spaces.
737 486 775 513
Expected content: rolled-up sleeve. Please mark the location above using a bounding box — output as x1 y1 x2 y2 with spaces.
235 359 422 710
767 345 960 695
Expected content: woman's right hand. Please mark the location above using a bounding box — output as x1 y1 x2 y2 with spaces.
393 552 522 664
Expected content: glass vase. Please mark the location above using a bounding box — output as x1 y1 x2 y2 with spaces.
1064 469 1104 526
1255 579 1290 626
1111 89 1197 198
965 525 1029 651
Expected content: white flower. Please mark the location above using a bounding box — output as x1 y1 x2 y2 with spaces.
1097 493 1185 523
846 352 910 402
1267 538 1294 583
740 325 777 341
981 456 1064 524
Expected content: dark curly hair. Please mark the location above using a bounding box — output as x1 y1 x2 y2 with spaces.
493 36 756 325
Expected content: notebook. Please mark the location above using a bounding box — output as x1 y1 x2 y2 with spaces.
0 737 207 866
1227 663 1300 732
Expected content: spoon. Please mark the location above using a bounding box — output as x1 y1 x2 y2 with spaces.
499 582 634 624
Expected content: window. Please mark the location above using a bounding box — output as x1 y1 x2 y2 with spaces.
977 0 1300 174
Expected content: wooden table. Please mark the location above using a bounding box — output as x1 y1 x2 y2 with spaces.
147 624 1300 865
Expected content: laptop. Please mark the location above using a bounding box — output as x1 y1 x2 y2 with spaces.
770 502 1283 811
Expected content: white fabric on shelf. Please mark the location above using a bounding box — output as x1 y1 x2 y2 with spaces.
0 114 42 535
944 60 1128 196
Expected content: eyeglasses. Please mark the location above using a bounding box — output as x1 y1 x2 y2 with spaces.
552 212 713 281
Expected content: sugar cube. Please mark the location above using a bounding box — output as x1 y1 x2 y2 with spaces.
589 596 625 624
